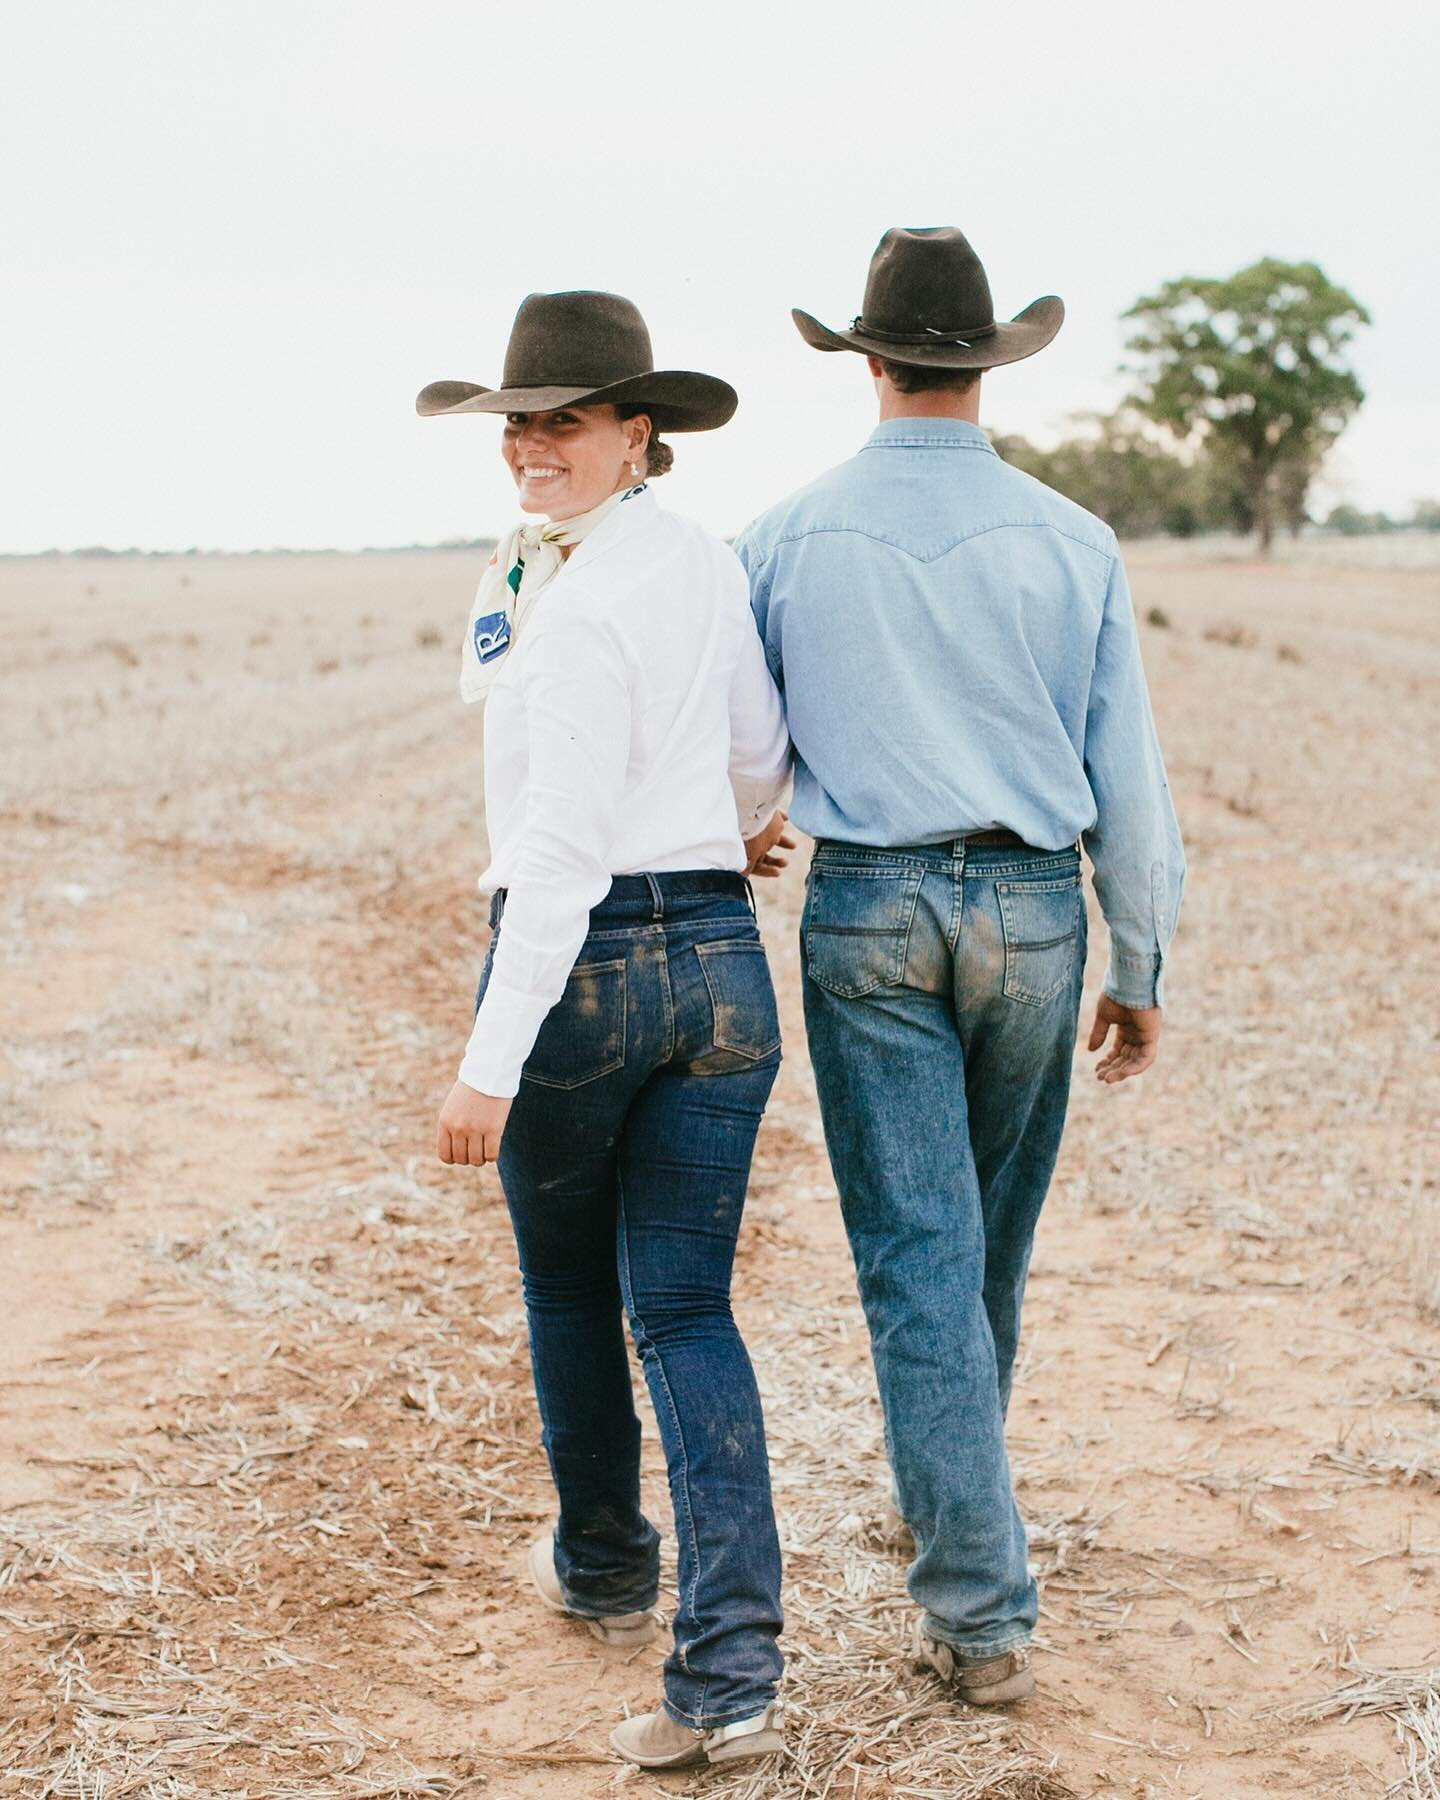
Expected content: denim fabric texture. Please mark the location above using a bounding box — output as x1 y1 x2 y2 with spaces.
735 419 1184 1008
801 838 1087 1659
478 872 784 1728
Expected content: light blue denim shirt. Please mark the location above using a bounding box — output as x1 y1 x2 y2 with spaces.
734 419 1185 1008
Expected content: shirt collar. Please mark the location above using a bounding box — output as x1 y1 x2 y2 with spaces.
562 483 656 575
860 418 998 455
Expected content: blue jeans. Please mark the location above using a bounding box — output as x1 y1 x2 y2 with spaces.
801 837 1087 1660
480 872 784 1728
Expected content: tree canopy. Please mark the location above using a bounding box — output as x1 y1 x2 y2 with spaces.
1122 259 1369 551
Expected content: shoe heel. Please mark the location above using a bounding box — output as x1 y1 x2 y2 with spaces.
964 1668 1035 1704
586 1615 657 1649
707 1726 783 1764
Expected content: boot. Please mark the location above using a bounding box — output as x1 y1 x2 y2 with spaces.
526 1529 657 1648
610 1702 784 1769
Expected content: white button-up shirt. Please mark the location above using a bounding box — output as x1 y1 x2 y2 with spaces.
459 488 791 1097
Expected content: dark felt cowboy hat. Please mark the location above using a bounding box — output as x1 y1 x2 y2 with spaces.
793 226 1064 370
416 290 737 431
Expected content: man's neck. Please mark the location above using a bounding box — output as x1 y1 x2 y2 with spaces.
876 390 982 424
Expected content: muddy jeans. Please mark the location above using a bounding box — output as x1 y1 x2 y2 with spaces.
480 871 784 1728
801 837 1086 1660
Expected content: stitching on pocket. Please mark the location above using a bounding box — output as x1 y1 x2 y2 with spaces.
809 862 916 880
523 956 628 1089
996 880 1080 1007
694 941 781 1062
804 867 923 999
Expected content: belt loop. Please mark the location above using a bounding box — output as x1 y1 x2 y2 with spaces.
743 876 757 917
644 872 664 921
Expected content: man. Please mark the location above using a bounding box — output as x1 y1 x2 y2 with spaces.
735 227 1185 1705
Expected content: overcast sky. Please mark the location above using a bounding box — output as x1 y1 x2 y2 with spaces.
3 0 1436 552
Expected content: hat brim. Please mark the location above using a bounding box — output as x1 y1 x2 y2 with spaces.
416 369 737 432
791 295 1064 370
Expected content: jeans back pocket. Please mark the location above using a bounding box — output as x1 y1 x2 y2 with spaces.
522 955 628 1089
996 877 1082 1006
694 940 782 1066
803 863 924 999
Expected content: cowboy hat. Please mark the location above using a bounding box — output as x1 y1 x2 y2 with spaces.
792 226 1064 371
417 290 737 431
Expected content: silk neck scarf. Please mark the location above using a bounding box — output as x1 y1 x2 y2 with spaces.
459 483 646 704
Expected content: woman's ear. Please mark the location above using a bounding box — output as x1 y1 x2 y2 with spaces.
624 413 653 460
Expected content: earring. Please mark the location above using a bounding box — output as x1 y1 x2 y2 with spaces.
630 462 640 476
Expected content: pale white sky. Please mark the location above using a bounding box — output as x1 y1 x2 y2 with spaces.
3 0 1435 552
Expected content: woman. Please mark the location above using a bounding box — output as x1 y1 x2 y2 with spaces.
419 290 795 1771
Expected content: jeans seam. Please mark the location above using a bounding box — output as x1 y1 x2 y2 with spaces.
946 866 963 952
924 1623 1033 1660
616 1168 707 1722
658 939 676 1064
579 923 666 942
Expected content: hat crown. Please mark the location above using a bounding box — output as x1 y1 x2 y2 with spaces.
860 227 995 338
501 291 656 392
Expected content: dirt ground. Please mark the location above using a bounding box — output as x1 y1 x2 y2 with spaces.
2 546 1438 1799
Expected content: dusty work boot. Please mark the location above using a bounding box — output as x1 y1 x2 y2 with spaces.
921 1635 1035 1704
874 1497 915 1555
610 1701 784 1769
526 1529 657 1648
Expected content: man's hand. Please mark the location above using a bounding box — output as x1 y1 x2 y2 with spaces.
1088 995 1163 1084
744 810 798 879
437 1081 513 1166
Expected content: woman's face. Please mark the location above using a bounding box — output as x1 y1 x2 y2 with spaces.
502 403 650 520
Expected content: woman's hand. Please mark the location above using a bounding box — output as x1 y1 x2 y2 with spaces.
437 1082 513 1166
744 809 798 879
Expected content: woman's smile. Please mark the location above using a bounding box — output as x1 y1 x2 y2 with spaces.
502 404 647 520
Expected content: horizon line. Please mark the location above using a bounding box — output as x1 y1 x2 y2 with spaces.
0 539 502 561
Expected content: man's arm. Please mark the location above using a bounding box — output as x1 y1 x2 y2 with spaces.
1082 548 1186 1081
732 526 783 688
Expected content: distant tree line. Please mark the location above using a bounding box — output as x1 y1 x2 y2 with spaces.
10 538 499 560
996 417 1437 544
1324 500 1440 535
993 413 1253 540
998 257 1377 553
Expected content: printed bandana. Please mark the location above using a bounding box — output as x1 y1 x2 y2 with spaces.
459 485 645 704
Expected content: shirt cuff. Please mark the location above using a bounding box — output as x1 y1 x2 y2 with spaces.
1104 952 1165 1010
458 975 546 1099
733 770 793 837
737 798 780 838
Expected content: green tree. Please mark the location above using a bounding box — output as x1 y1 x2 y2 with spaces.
1123 259 1369 553
1325 502 1369 536
1324 503 1396 535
